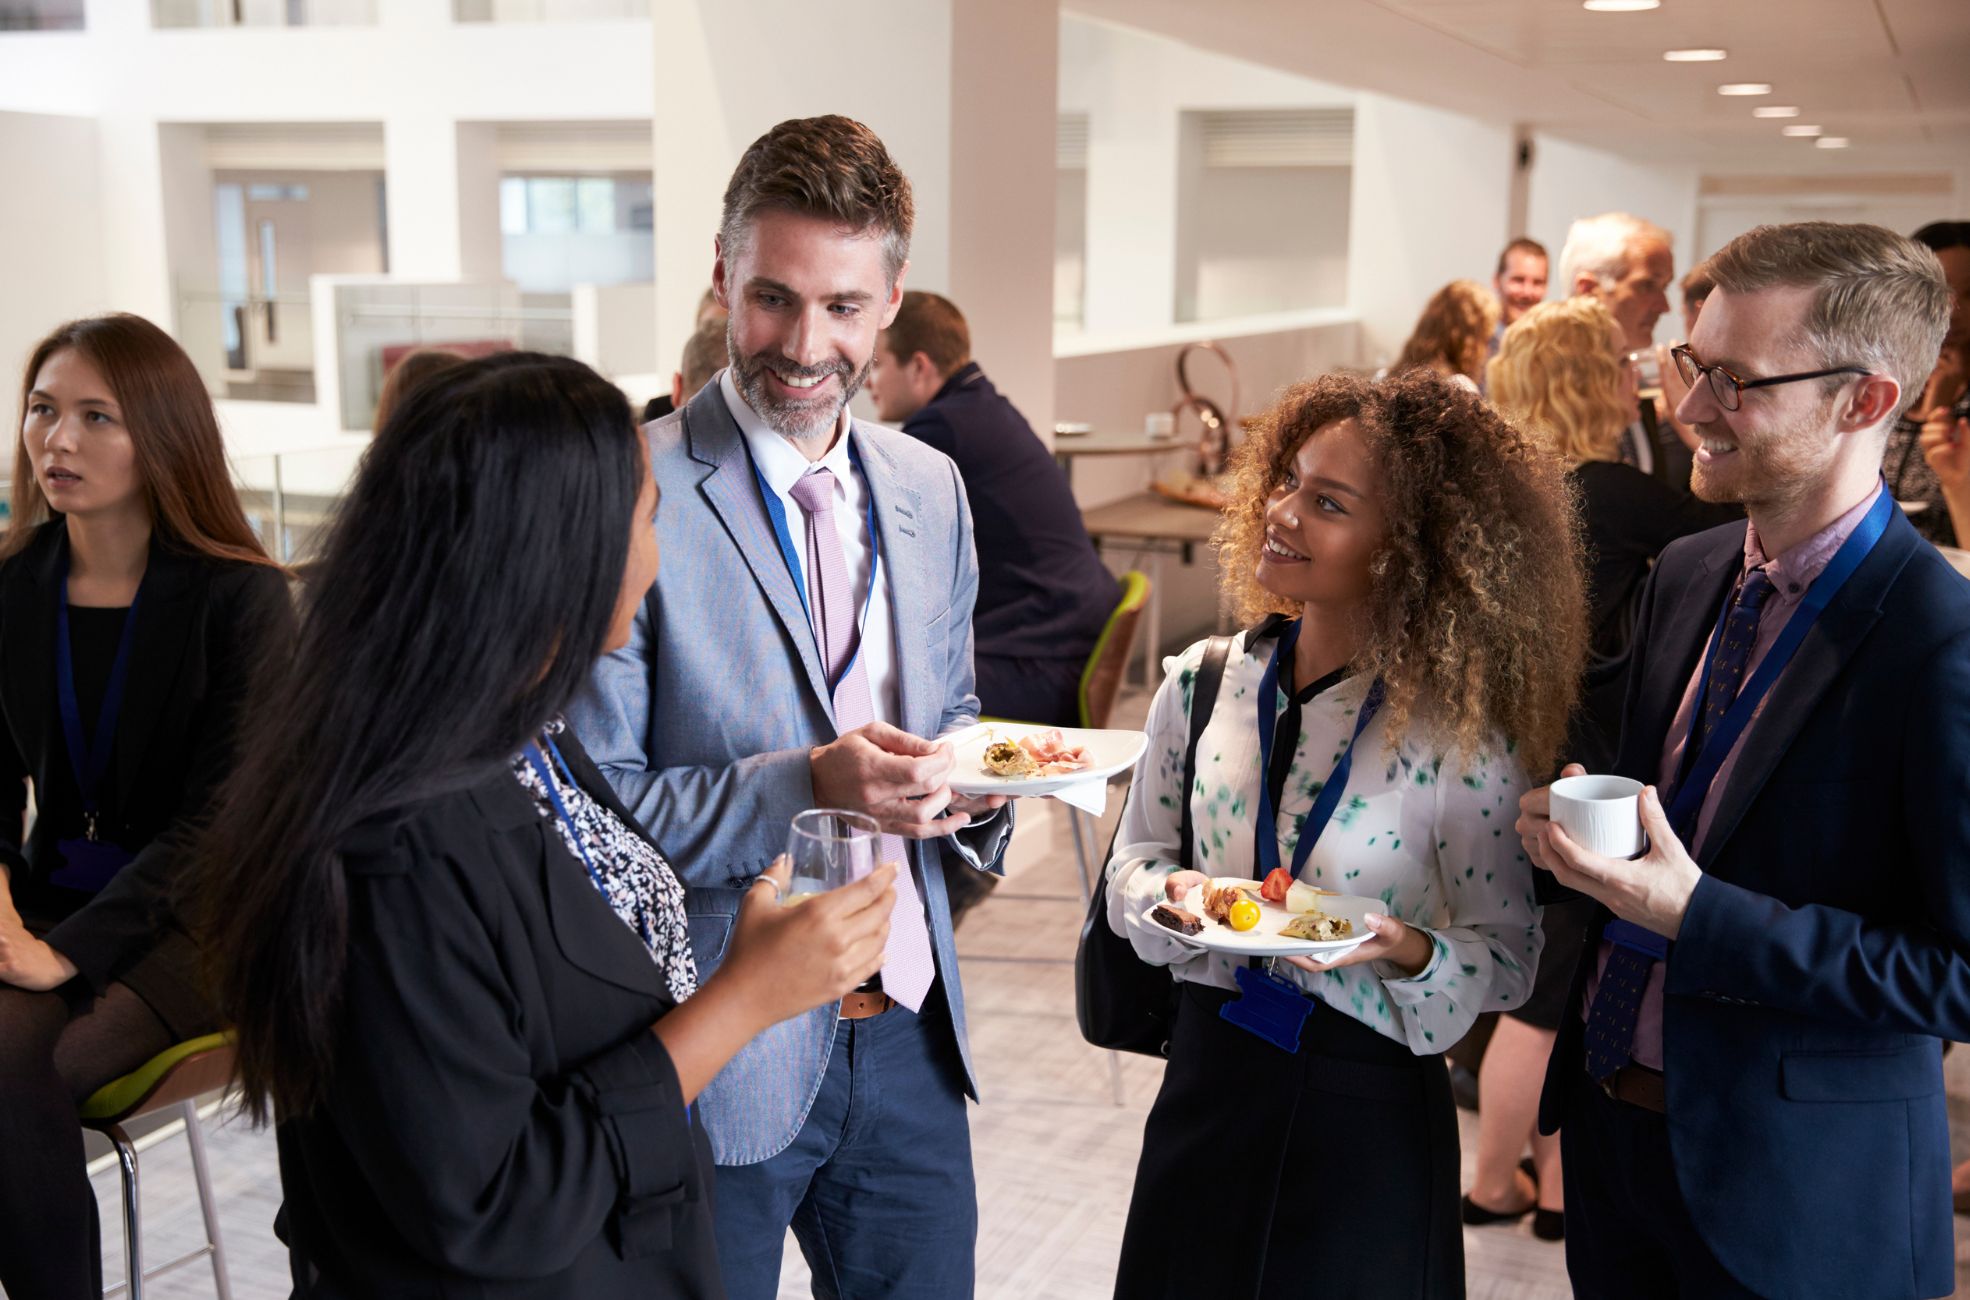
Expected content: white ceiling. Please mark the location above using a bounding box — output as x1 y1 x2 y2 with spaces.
1066 0 1970 180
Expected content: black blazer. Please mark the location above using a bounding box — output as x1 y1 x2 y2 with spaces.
1570 460 1740 770
1539 506 1970 1299
0 521 293 991
901 363 1120 663
275 730 722 1299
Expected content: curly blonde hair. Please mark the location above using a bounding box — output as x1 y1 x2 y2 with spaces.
1214 369 1587 775
1394 280 1501 383
1485 298 1631 466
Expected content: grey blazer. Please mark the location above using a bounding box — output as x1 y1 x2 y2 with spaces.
566 380 1012 1165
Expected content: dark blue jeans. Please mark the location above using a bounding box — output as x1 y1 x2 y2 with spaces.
711 995 977 1300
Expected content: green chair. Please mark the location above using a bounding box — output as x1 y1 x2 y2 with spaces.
81 1032 236 1300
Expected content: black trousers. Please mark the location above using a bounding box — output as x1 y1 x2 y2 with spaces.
975 652 1082 727
1114 981 1463 1300
1560 1071 1761 1298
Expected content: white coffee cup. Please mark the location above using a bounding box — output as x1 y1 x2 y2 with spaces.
1549 774 1646 858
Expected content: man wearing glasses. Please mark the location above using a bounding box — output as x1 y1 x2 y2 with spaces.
1515 222 1970 1299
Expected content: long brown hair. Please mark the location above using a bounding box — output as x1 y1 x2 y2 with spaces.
1215 369 1586 775
1394 280 1500 384
6 314 275 568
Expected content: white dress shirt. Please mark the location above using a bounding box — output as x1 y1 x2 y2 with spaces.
719 368 901 730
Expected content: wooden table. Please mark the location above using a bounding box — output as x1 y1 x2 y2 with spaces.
1080 492 1224 686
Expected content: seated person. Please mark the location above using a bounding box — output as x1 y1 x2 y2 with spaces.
641 317 728 424
868 291 1120 726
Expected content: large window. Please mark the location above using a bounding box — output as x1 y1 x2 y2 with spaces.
498 173 653 294
151 0 375 27
0 0 82 29
1055 113 1088 331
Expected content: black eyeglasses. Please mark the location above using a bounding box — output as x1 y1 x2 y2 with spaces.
1669 345 1871 413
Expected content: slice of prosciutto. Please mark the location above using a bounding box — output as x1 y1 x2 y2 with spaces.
1016 729 1091 776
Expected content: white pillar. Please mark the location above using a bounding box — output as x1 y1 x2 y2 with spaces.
383 117 501 280
651 0 1056 431
946 0 1057 437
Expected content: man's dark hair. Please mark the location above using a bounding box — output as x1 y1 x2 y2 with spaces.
1913 221 1970 255
1681 261 1715 307
1496 237 1548 277
720 116 914 285
882 291 970 378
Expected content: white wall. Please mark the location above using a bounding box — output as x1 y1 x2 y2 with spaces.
1346 92 1513 366
1060 15 1356 339
1524 132 1699 344
0 112 107 378
1696 194 1956 266
571 280 658 377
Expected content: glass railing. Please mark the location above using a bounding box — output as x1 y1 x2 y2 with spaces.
331 283 572 429
233 442 367 565
453 0 647 19
152 0 376 28
0 0 81 29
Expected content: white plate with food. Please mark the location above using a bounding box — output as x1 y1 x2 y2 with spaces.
944 723 1148 797
1142 874 1380 960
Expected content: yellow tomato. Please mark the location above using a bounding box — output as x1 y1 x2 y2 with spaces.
1226 898 1262 932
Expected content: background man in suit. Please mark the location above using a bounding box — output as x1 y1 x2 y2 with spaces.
1561 211 1695 491
868 290 1120 728
1516 221 1966 1299
568 116 1012 1300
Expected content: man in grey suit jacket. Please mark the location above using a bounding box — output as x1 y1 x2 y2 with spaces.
567 116 1011 1300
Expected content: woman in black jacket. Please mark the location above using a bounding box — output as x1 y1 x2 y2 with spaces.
196 352 894 1298
0 313 293 1299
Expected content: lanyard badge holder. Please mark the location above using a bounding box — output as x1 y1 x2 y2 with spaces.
1218 619 1386 1053
49 555 146 893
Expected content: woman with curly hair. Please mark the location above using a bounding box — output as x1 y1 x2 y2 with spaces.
1103 368 1586 1299
1394 279 1502 389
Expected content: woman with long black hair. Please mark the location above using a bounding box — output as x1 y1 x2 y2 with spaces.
196 352 893 1298
0 313 292 1300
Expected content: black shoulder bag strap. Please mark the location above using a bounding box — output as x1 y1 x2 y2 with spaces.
1074 634 1235 1056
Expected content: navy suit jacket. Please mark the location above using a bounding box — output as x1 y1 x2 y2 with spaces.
900 363 1118 664
1539 505 1970 1299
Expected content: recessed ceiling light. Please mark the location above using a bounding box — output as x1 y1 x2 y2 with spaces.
1718 83 1772 96
1664 48 1728 62
1752 106 1802 118
1583 0 1659 10
1782 125 1824 138
1815 137 1850 149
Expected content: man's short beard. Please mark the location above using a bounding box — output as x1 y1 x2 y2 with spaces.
728 321 872 444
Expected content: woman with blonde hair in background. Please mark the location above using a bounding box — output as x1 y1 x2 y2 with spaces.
1394 279 1501 390
1104 369 1584 1297
1460 296 1734 1244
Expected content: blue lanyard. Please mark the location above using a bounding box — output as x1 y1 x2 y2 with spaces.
748 438 882 693
1664 487 1894 844
522 736 657 952
1252 620 1386 879
55 551 145 840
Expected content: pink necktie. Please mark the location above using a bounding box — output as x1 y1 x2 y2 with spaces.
786 468 936 1012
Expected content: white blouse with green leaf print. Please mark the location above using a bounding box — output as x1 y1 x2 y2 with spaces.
1104 630 1543 1056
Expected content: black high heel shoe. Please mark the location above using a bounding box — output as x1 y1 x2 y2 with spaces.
1460 1158 1541 1226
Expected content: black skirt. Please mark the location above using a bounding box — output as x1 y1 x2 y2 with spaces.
1114 981 1463 1300
28 914 218 1042
1507 897 1595 1032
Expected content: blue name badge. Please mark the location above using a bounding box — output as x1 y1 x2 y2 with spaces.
49 838 135 893
1218 964 1315 1053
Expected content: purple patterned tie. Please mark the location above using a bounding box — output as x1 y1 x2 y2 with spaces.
786 468 936 1012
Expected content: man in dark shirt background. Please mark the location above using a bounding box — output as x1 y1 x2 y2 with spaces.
869 291 1121 727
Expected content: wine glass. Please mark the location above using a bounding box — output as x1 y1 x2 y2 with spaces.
784 809 878 907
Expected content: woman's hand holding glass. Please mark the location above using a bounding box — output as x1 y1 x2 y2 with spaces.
720 855 895 1026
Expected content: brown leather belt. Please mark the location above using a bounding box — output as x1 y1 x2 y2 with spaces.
839 991 895 1020
1599 1063 1667 1114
